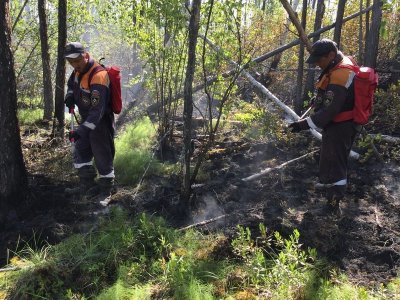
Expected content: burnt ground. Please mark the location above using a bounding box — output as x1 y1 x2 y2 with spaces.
1 126 400 287
132 130 400 285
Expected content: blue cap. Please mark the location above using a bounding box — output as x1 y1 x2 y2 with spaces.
306 39 338 64
65 42 85 58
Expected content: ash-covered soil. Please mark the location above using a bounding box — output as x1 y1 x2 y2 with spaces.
138 133 400 285
1 127 399 286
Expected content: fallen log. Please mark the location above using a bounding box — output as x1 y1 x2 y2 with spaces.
0 266 20 272
242 150 319 182
178 214 226 231
369 134 400 144
373 206 383 229
246 68 363 159
199 33 361 160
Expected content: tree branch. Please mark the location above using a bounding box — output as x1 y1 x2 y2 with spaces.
252 3 374 64
279 0 312 52
242 150 319 182
178 214 226 231
11 0 29 33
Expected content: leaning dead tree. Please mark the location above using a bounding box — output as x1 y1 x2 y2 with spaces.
252 3 374 64
146 4 375 115
279 0 312 52
369 135 400 144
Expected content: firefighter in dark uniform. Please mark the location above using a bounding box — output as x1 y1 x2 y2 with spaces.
289 39 360 215
64 42 115 203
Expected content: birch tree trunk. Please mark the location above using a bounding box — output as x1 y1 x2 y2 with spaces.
38 0 53 121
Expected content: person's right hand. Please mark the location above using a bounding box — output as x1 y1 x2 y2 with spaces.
68 130 80 142
288 122 302 133
288 119 310 133
64 95 75 109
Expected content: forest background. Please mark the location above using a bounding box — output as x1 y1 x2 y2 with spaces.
1 0 400 299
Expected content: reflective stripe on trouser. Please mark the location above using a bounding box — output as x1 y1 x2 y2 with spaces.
319 120 357 185
73 116 115 177
314 179 347 189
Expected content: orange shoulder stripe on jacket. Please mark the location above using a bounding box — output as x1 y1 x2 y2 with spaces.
79 63 109 89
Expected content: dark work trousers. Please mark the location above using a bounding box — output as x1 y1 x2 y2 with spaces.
73 116 115 176
319 120 358 186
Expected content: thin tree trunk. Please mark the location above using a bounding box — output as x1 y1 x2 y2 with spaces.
53 0 67 136
147 3 374 115
279 0 312 52
303 0 325 103
262 0 266 11
11 0 29 32
181 0 201 207
358 0 363 63
38 0 53 121
0 0 29 223
364 0 382 68
364 0 371 65
333 0 346 47
295 0 307 114
191 31 243 185
265 0 299 86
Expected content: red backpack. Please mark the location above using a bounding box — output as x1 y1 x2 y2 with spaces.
333 59 378 125
89 63 122 114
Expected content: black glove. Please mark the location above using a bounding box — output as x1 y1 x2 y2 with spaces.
64 95 75 110
288 120 309 133
68 130 80 142
289 122 302 133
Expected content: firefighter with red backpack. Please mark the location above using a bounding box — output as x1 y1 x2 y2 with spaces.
289 38 378 216
64 42 117 205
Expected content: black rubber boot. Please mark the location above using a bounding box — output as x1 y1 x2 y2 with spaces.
323 185 345 217
97 177 114 206
65 165 97 196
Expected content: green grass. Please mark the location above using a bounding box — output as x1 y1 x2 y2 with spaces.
114 117 160 185
1 211 399 299
96 280 152 300
18 108 43 125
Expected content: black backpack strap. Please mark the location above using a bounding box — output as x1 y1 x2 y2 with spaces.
88 65 105 86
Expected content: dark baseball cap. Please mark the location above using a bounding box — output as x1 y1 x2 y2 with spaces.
306 39 338 64
64 42 85 59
